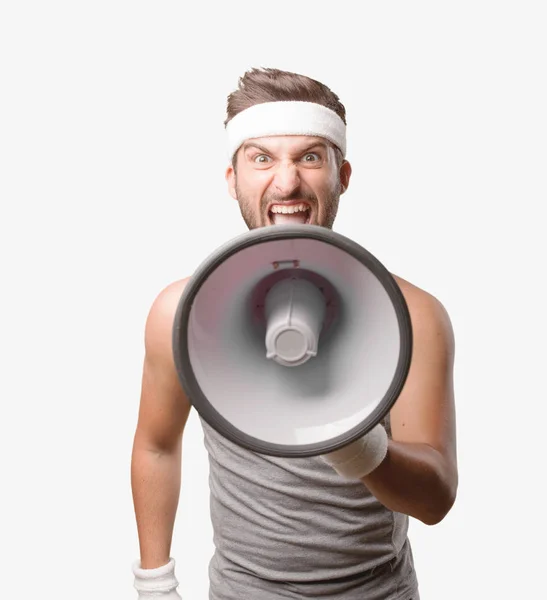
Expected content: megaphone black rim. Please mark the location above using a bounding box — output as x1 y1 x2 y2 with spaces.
173 224 412 458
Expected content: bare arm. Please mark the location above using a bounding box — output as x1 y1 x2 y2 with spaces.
361 281 458 525
131 279 192 568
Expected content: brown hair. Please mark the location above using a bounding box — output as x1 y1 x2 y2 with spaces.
225 68 347 165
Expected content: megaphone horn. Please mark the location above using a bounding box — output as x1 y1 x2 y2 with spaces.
173 224 412 458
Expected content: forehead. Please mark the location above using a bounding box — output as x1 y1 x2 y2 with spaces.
241 135 330 154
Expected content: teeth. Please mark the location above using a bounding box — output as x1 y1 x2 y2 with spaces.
270 203 310 214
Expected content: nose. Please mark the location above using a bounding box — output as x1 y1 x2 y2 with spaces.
272 161 300 196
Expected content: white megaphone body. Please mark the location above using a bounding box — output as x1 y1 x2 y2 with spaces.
172 224 412 458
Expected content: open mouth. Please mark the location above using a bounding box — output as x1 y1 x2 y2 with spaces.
268 202 312 225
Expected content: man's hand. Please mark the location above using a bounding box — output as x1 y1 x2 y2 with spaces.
321 423 389 479
133 558 182 599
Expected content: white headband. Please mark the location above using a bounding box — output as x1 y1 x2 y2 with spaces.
225 101 347 160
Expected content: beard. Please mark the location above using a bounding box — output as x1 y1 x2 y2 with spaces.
235 179 342 230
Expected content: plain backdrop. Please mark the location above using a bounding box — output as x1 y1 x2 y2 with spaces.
1 1 545 598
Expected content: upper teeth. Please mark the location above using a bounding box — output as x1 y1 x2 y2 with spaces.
270 204 310 214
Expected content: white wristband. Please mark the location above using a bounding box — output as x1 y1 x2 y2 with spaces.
133 557 180 596
321 424 389 479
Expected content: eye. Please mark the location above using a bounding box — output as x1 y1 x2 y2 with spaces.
254 154 272 164
302 152 321 162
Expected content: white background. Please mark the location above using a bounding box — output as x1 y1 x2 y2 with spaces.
1 1 545 598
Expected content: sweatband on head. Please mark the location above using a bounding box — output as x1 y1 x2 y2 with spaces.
225 100 347 160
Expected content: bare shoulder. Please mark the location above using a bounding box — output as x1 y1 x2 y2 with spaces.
392 274 454 351
144 277 192 358
392 273 443 310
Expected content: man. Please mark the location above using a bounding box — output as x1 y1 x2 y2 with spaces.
131 68 458 600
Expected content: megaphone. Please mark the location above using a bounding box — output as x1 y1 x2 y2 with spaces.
172 224 412 458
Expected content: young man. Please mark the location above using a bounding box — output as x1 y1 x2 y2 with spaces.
131 68 458 600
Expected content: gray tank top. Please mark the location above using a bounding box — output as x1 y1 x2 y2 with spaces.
200 415 419 599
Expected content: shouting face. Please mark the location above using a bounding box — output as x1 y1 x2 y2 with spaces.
226 136 351 230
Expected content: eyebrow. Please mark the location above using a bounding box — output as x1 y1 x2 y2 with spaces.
242 141 329 155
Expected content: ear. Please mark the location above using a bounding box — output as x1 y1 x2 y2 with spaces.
225 163 238 200
339 160 352 194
